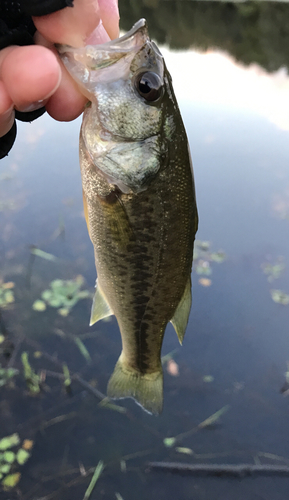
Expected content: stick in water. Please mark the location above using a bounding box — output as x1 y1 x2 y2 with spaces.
146 462 289 477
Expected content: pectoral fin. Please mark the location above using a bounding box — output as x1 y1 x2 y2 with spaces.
90 281 113 326
170 278 192 345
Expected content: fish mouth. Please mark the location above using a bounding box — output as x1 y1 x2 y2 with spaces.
92 18 148 51
57 18 148 54
56 19 151 97
56 19 149 71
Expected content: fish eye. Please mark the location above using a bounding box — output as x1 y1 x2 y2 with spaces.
135 72 163 102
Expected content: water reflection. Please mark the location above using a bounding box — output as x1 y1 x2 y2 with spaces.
162 48 289 131
120 1 289 72
0 10 289 500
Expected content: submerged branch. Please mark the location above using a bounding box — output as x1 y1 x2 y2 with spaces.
146 462 289 477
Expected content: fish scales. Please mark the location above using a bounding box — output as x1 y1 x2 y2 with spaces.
58 19 198 414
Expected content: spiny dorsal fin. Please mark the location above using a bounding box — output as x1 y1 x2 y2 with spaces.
90 281 113 326
170 277 192 345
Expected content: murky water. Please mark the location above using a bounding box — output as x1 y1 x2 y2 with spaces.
1 3 289 499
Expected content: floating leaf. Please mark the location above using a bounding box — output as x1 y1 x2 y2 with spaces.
4 291 14 304
203 375 214 383
199 278 212 287
0 464 11 474
32 300 46 312
41 290 53 301
22 439 33 451
210 251 226 263
262 260 285 282
166 359 179 377
115 493 124 500
0 284 15 308
16 449 30 465
271 289 289 305
195 240 210 251
0 434 20 451
0 365 19 387
3 451 15 463
163 437 176 448
175 447 194 455
58 307 69 317
49 297 64 308
2 282 14 289
2 472 21 489
195 260 212 276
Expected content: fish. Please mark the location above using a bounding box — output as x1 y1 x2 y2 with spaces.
57 19 198 415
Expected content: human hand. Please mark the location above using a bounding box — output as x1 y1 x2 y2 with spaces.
0 0 119 150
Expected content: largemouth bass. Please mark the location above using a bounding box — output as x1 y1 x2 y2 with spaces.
58 19 198 415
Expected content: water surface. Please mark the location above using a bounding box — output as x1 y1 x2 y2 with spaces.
1 3 289 499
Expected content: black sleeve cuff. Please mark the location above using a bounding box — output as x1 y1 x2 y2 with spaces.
0 121 17 160
0 0 74 159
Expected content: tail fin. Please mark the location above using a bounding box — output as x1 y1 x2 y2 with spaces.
107 355 163 415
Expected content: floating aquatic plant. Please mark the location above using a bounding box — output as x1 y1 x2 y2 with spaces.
195 260 212 276
0 364 19 388
32 275 91 316
262 259 285 282
21 352 41 395
193 241 226 283
0 433 32 489
271 289 289 305
0 281 15 308
210 251 226 263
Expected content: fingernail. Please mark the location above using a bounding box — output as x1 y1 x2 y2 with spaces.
85 21 111 45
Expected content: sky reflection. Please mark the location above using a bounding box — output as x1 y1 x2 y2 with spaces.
163 48 289 132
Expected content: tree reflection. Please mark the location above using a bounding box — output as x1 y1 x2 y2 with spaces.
119 1 289 72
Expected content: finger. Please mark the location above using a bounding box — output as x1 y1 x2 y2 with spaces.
33 0 102 47
33 0 119 47
98 0 119 40
0 45 61 111
0 81 14 138
45 57 87 121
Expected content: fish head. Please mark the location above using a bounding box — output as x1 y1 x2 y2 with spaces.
57 19 177 193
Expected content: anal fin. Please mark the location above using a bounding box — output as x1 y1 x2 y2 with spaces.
170 277 192 345
90 281 113 326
